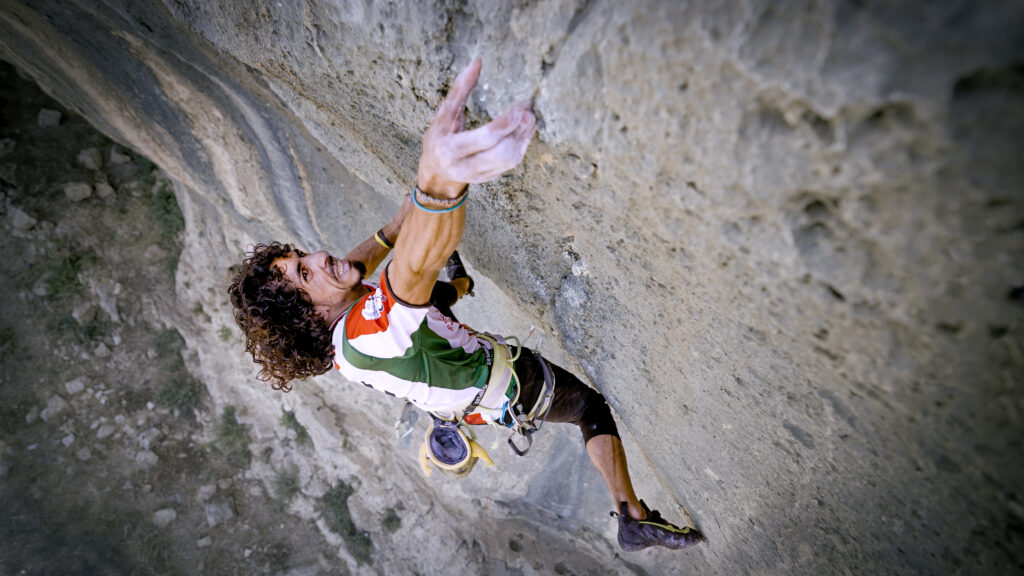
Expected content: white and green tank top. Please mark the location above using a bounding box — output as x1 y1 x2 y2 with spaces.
332 265 494 416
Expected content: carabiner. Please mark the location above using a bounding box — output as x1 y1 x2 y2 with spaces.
507 429 534 456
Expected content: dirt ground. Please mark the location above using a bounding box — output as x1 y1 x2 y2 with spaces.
0 62 342 575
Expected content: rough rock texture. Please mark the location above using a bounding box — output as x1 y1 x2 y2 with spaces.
2 1 1022 574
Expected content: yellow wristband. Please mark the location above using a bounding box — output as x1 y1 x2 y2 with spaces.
374 229 394 250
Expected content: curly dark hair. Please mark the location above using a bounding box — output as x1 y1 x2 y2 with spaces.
227 242 334 391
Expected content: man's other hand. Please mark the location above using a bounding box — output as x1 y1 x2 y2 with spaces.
416 59 537 198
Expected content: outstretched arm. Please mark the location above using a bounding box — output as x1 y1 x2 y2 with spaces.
390 59 536 304
343 194 412 278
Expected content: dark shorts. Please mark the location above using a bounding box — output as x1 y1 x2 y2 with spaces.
513 348 619 444
430 281 618 444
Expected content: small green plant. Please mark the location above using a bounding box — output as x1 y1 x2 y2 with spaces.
151 328 185 357
148 179 184 244
139 160 184 274
216 406 252 468
138 158 157 190
190 302 211 323
148 327 206 413
156 376 204 412
54 314 106 344
217 325 232 342
381 507 401 534
319 480 373 564
0 327 13 361
43 250 96 298
280 411 311 446
273 468 300 506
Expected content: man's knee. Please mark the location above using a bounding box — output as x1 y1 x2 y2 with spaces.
556 374 619 443
578 388 619 443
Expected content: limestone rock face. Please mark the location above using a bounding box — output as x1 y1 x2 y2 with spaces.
1 1 1021 574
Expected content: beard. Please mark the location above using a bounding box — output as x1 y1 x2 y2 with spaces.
351 260 367 279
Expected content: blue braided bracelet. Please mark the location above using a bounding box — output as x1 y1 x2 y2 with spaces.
412 184 468 213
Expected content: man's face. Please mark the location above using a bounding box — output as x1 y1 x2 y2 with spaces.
272 250 363 324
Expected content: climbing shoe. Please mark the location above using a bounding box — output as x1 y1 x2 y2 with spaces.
444 250 475 296
612 501 704 552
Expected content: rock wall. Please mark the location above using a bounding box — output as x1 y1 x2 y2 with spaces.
2 1 1022 574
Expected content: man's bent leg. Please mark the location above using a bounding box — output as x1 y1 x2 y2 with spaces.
515 350 704 550
588 429 706 551
444 251 474 298
449 277 472 299
517 351 645 519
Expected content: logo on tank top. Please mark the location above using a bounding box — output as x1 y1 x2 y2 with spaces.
361 290 386 320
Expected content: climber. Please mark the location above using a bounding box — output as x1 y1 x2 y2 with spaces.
228 59 703 552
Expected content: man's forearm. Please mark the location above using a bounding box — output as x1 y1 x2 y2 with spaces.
344 197 409 278
387 59 535 304
343 232 391 278
390 192 466 304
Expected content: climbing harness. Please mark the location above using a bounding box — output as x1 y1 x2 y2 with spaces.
418 329 556 478
505 349 555 456
465 332 556 457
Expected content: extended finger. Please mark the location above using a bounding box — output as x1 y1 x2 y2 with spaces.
435 59 482 130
